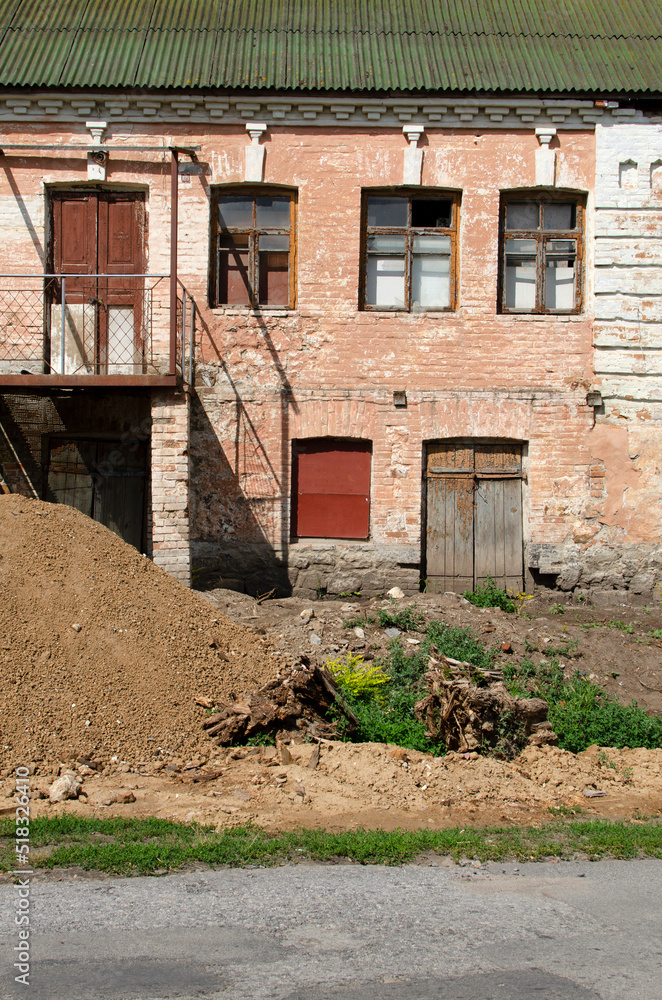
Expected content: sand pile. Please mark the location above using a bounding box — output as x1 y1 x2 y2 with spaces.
0 495 284 767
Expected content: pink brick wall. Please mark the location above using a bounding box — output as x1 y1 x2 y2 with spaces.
1 121 658 593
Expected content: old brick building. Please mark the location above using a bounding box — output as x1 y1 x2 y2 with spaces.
0 1 660 597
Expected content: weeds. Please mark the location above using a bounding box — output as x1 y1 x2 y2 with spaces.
549 603 566 615
327 654 390 698
492 709 528 759
342 615 374 629
462 576 518 613
606 619 635 634
597 750 618 770
502 658 662 753
245 732 277 747
329 617 496 753
376 606 427 632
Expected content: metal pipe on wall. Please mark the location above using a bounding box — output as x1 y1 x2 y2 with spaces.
169 150 179 376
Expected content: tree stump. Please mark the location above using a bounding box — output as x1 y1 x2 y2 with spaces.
200 658 358 745
414 658 557 756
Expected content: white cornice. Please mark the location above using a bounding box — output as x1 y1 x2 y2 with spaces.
0 92 654 130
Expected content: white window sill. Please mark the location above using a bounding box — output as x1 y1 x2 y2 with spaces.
212 307 298 317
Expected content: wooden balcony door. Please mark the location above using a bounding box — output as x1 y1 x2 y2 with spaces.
425 440 524 594
50 191 145 375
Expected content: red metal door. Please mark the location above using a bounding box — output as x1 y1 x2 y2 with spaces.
293 440 371 538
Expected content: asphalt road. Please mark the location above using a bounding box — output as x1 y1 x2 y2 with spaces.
1 858 661 1000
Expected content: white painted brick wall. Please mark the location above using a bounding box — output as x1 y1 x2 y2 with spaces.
595 121 662 418
151 390 191 585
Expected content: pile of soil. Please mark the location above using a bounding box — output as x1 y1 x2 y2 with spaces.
0 495 285 767
1 496 661 835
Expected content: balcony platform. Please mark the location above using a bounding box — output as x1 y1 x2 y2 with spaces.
0 373 178 391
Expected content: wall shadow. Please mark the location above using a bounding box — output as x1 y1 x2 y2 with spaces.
190 301 299 596
190 392 293 595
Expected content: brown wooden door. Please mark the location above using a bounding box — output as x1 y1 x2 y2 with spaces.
425 440 523 593
50 191 145 374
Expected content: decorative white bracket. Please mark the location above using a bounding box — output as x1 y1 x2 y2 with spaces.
403 124 424 185
86 119 107 144
245 123 267 182
535 126 556 186
86 119 108 180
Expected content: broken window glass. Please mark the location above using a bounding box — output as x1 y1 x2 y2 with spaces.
362 192 458 311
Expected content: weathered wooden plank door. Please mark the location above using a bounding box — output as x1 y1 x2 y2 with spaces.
425 440 523 593
46 438 147 551
50 191 144 374
425 442 474 592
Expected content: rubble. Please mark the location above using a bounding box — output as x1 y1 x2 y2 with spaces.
49 772 82 803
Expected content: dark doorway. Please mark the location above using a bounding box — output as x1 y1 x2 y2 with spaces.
424 439 524 593
46 437 147 551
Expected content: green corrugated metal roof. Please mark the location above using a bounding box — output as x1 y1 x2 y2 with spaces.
0 0 659 94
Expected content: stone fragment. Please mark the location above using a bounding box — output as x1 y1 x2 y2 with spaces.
353 627 365 639
310 634 321 645
112 791 136 804
384 627 401 638
387 587 405 600
72 623 82 632
583 788 608 798
299 608 314 623
49 773 82 803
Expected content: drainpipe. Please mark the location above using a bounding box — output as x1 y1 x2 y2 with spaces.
169 149 179 376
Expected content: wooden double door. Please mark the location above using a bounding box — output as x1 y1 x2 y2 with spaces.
49 191 145 374
425 440 524 594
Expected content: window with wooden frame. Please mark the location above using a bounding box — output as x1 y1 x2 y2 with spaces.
292 439 371 539
360 191 459 312
209 188 296 308
499 194 584 314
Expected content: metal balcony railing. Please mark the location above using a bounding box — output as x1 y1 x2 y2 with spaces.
0 274 195 384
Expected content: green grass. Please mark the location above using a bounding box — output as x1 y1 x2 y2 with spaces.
503 658 662 753
1 816 661 875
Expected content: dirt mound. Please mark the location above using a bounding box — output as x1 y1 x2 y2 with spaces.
7 741 662 833
0 495 284 767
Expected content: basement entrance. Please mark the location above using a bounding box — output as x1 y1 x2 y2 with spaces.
424 439 524 594
46 437 147 551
